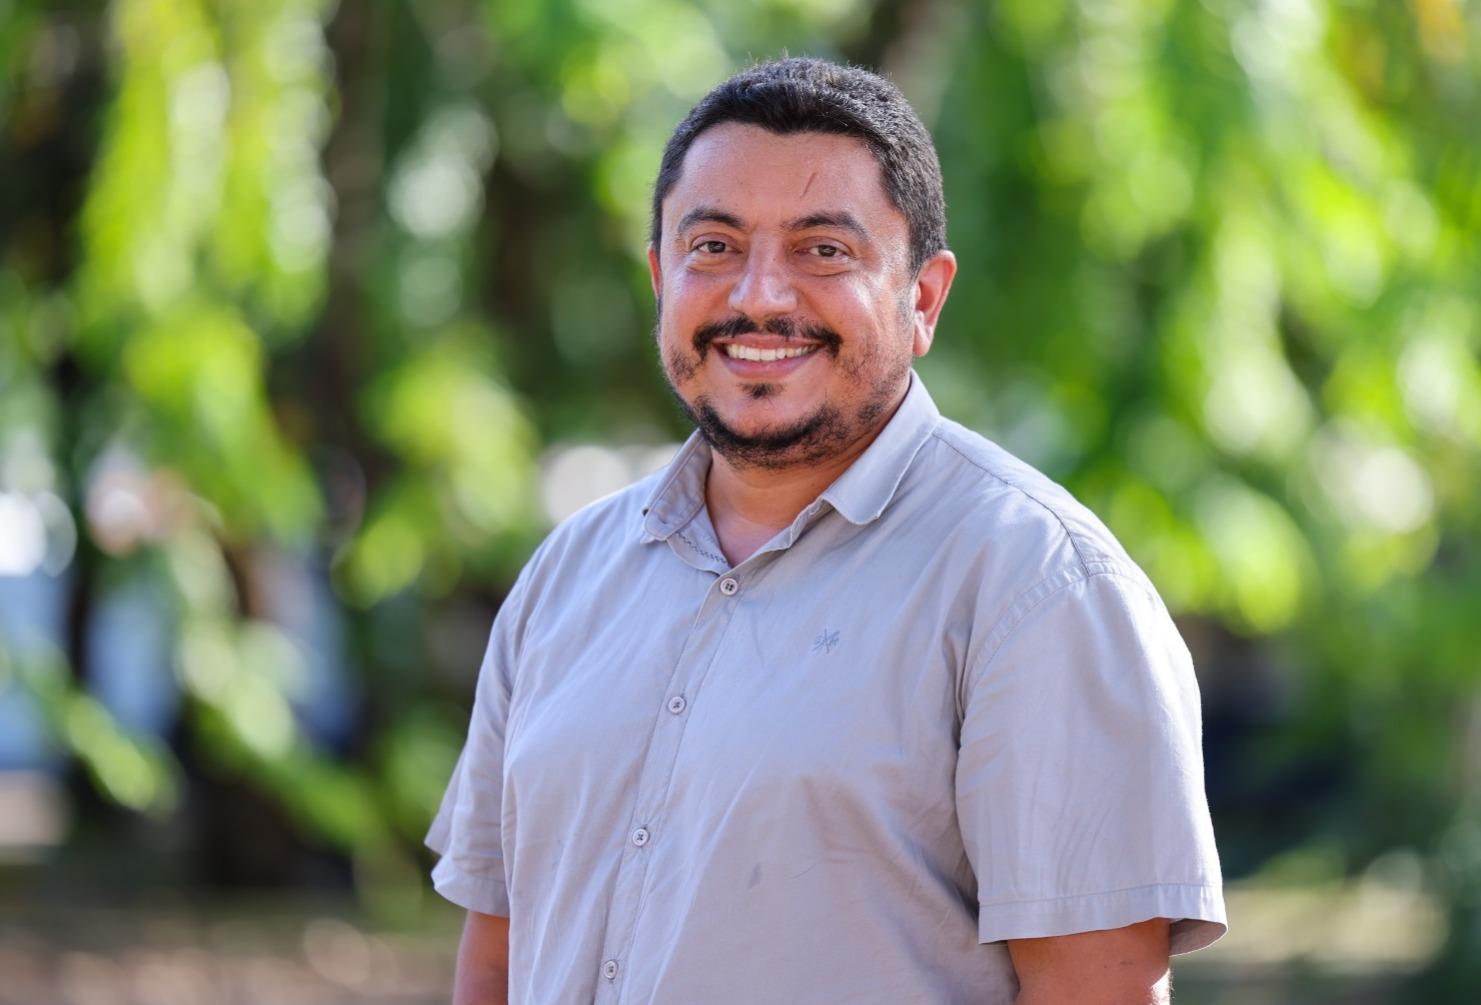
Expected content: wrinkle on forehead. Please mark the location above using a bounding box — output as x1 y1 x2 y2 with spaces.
799 169 818 199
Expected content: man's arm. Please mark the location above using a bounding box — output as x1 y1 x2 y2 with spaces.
453 910 510 1005
1009 918 1171 1005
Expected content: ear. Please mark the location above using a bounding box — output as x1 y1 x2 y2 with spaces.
647 244 662 300
909 249 957 357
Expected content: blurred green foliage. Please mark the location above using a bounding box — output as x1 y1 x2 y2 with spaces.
1 0 1479 991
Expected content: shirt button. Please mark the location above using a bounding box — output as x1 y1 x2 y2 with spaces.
632 826 650 847
667 695 687 715
602 959 619 981
719 577 739 596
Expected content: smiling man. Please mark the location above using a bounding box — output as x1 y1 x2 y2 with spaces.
429 58 1226 1004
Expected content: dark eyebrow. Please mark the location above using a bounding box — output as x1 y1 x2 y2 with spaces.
676 205 745 234
784 211 871 242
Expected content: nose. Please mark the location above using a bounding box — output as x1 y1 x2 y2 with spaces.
727 243 797 319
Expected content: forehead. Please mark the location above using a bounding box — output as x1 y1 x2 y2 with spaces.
663 123 903 234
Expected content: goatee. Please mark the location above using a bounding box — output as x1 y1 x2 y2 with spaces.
659 312 909 471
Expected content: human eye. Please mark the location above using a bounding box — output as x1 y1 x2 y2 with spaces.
804 242 849 261
692 239 730 255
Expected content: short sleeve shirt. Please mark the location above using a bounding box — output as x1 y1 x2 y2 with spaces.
427 373 1226 1004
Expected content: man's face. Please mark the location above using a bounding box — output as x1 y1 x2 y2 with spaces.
649 123 944 470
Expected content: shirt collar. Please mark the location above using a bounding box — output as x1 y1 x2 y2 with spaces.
819 371 941 525
640 371 941 541
640 431 709 543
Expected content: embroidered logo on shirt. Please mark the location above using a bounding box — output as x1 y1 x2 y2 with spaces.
812 629 841 654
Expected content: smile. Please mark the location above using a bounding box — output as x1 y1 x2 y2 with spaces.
721 344 819 362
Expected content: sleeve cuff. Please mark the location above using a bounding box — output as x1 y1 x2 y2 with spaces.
978 883 1227 955
430 856 512 917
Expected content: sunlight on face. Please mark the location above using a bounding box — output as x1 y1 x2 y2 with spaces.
649 124 932 469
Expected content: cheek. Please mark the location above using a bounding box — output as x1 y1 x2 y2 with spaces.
662 341 699 384
818 275 890 323
670 267 738 310
663 267 700 300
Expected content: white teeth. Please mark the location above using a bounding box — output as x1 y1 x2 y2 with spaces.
722 344 818 362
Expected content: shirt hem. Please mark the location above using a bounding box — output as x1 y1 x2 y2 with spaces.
431 857 512 917
977 882 1227 955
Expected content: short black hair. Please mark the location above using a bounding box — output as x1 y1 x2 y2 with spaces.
650 57 947 275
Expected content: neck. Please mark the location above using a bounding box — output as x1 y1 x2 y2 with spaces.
703 383 908 566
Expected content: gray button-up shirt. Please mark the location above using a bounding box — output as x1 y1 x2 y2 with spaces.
428 374 1226 1004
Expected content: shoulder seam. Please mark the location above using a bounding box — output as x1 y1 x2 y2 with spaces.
930 427 1095 574
983 566 1144 666
958 566 1141 718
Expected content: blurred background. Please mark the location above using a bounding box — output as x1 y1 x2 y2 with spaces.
1 0 1478 1001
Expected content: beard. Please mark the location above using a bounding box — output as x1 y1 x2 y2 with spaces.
659 311 911 471
683 396 852 470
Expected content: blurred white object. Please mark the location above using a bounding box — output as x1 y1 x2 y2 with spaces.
0 770 69 861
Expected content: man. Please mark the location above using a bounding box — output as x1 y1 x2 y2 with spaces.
429 57 1226 1004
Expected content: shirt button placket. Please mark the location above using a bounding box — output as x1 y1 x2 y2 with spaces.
602 572 739 1001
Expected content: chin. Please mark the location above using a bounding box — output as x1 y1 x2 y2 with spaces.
689 396 852 470
712 401 815 437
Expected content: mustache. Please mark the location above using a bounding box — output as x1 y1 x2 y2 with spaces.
692 315 844 354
